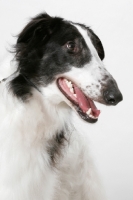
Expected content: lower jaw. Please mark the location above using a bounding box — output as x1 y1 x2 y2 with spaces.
74 105 98 123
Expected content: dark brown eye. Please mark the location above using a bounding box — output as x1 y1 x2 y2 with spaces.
66 41 77 53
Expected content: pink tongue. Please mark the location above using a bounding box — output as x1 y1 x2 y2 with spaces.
74 85 90 112
73 85 100 117
89 99 100 117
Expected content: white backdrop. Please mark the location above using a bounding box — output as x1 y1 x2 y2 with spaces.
0 1 133 200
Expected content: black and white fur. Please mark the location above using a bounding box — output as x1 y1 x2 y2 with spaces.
0 13 122 200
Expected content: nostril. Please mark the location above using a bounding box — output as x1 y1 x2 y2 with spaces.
103 90 117 105
104 89 123 105
107 93 116 104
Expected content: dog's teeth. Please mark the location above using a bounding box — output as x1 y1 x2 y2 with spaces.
86 108 91 115
69 84 73 88
89 114 95 119
67 80 71 84
70 88 74 93
66 80 72 88
66 81 69 87
69 83 72 87
89 114 98 119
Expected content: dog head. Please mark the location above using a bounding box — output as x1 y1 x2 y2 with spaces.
11 13 123 123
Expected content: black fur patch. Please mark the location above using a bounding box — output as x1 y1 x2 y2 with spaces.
9 74 32 100
47 130 68 165
88 28 105 60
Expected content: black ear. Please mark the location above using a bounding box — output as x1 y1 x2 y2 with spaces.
88 29 105 60
17 13 56 45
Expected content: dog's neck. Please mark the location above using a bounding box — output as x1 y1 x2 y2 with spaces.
0 81 72 143
0 80 73 187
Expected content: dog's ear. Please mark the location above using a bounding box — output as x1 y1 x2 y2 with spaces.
88 29 105 60
17 13 59 46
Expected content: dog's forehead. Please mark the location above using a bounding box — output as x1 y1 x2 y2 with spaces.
72 24 97 55
51 21 82 44
59 21 97 55
53 21 92 46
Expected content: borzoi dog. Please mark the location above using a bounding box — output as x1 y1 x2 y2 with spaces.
0 13 123 200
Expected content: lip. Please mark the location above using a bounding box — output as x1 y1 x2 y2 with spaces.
57 78 100 123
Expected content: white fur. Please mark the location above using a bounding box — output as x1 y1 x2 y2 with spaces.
0 80 106 200
0 25 108 200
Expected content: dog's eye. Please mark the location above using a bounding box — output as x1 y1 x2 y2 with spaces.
67 42 75 49
66 41 77 53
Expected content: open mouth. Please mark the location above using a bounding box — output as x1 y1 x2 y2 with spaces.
57 78 100 123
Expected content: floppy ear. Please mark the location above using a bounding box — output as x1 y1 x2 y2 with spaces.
17 13 57 46
89 29 105 60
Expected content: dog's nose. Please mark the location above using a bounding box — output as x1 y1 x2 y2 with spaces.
103 89 123 105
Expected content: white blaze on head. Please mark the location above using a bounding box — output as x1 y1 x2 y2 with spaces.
73 24 103 63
